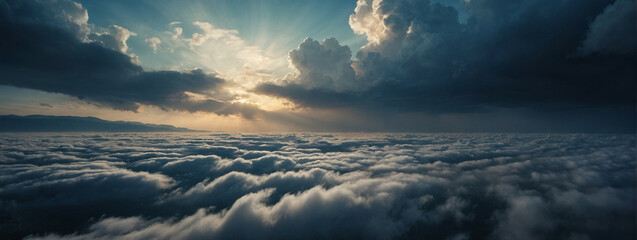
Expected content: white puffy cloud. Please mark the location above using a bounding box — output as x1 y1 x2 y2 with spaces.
89 25 136 53
348 0 458 58
349 0 387 44
145 37 162 53
286 38 359 91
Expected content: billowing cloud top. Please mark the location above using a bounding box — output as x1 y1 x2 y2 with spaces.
258 0 636 115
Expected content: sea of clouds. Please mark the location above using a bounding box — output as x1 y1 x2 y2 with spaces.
0 133 634 239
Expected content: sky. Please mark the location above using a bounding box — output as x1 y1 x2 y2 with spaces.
0 0 635 132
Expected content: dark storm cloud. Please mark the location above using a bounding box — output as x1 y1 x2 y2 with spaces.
0 0 260 118
577 0 637 55
256 0 636 114
0 133 634 239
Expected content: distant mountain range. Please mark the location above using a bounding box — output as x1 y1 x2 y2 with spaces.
0 115 198 132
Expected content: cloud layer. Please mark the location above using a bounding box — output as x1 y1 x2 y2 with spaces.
0 133 634 239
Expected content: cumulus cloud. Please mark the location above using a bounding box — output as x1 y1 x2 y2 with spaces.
89 25 136 53
284 38 359 91
0 133 633 239
256 0 636 125
349 0 386 45
0 0 261 118
0 0 91 41
145 37 161 53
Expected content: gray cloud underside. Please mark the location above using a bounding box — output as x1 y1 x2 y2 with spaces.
0 0 260 118
256 0 636 114
0 133 633 239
